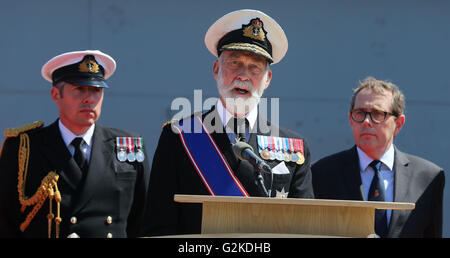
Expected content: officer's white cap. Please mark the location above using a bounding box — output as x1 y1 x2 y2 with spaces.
205 9 288 64
41 50 116 88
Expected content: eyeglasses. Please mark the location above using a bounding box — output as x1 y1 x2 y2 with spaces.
350 109 396 124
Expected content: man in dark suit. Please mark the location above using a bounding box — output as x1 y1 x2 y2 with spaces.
312 77 445 238
0 50 151 238
146 9 314 236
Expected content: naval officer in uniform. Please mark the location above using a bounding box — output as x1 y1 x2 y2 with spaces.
146 9 314 236
0 50 151 238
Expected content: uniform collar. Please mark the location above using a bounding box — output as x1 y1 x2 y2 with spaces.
58 119 95 148
216 98 257 131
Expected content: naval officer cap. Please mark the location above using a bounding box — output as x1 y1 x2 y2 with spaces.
205 9 288 64
41 50 116 88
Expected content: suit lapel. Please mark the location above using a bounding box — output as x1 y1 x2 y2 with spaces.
387 147 411 237
37 120 83 214
71 124 113 214
342 146 364 200
40 120 81 192
392 147 411 202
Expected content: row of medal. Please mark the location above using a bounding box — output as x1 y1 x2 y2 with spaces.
116 137 145 162
257 135 305 165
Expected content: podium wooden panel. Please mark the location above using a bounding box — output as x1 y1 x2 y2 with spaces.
174 194 415 238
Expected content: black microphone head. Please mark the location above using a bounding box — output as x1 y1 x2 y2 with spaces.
232 141 254 161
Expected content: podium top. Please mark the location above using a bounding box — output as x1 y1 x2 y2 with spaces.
174 194 415 210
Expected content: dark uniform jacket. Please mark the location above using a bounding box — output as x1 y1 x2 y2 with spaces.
0 120 151 238
311 145 445 238
146 106 314 236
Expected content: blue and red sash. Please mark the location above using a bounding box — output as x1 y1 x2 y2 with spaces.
173 116 249 197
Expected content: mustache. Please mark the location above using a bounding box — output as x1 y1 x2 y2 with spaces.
231 79 254 91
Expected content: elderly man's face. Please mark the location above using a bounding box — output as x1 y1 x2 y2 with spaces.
213 50 272 117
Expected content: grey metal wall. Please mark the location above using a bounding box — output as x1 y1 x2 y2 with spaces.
1 0 449 236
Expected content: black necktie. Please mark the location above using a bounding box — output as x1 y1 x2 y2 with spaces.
71 137 88 182
368 160 388 237
230 117 248 142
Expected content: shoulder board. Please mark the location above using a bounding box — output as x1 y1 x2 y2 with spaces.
162 119 178 128
4 121 44 137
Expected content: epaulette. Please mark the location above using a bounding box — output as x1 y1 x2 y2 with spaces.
4 121 44 137
162 119 178 128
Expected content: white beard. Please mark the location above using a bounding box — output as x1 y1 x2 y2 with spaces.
216 68 267 117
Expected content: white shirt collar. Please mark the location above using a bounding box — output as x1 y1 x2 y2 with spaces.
58 119 95 148
216 99 257 131
357 144 395 172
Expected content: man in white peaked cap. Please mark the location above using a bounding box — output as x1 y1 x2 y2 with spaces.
146 9 314 236
0 50 151 238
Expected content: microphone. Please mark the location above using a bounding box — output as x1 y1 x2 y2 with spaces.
232 141 271 173
232 141 271 197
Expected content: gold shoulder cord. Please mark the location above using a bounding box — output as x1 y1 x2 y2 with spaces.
162 120 173 128
1 121 44 157
17 133 62 238
6 121 62 238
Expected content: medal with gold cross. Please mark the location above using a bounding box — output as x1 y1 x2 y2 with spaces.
288 138 299 162
282 137 291 162
257 135 271 160
294 138 305 165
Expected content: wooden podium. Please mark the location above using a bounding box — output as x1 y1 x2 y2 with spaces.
174 194 415 237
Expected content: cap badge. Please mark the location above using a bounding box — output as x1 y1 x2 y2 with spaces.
242 18 266 42
78 55 99 73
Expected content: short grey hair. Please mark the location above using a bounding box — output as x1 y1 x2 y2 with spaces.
53 81 66 98
350 76 405 116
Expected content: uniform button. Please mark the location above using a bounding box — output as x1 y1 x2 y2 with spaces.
70 217 77 224
106 233 113 238
106 216 113 224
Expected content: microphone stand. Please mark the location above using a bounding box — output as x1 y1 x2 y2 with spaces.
254 168 270 197
235 127 272 197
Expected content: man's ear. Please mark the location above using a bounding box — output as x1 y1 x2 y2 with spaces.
394 114 406 136
50 87 61 102
264 69 272 90
212 60 219 81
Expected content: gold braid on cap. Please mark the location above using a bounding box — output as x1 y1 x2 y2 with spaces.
6 121 62 238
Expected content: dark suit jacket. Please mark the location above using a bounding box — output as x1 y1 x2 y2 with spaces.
0 120 151 238
311 145 445 238
146 106 314 236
